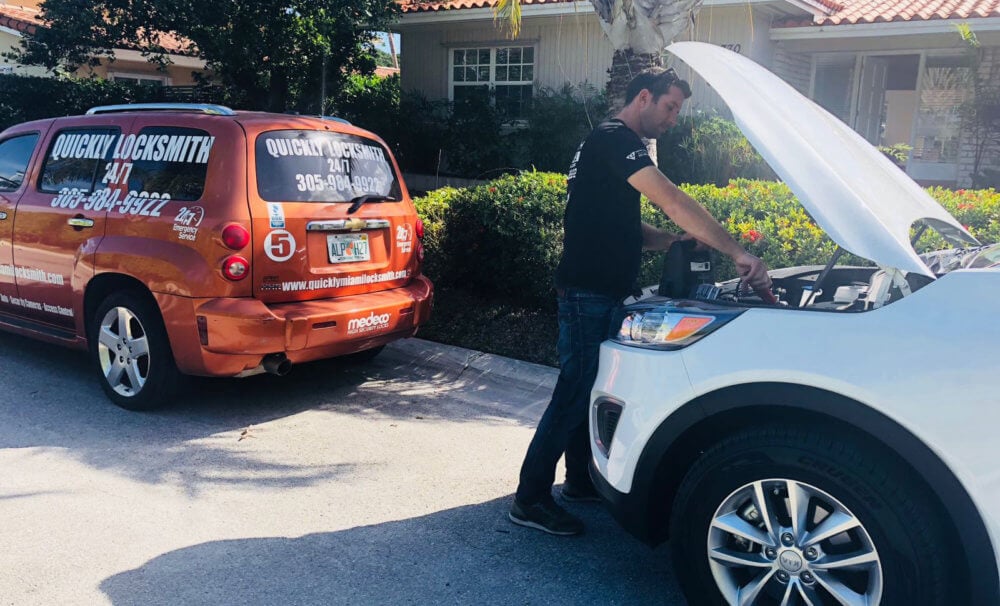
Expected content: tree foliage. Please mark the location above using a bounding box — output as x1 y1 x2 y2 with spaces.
11 0 399 112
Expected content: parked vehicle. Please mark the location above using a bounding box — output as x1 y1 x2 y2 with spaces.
0 104 432 410
589 42 999 606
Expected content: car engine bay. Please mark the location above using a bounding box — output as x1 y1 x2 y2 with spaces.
642 240 1000 312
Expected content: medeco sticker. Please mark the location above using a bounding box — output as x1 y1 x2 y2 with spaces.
346 311 391 335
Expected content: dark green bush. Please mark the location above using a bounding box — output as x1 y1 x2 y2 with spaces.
517 83 607 173
657 110 775 186
0 73 243 131
416 171 567 306
415 177 999 309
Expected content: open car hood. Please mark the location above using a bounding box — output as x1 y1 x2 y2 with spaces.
667 42 979 277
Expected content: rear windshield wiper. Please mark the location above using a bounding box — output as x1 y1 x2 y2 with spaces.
347 194 396 214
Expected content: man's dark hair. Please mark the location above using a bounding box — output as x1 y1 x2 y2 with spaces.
624 67 692 104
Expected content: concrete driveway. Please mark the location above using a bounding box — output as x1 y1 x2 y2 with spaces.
0 334 683 605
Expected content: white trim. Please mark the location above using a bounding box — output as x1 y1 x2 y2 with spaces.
399 1 593 26
772 17 1000 40
0 25 23 37
112 48 205 69
447 43 537 119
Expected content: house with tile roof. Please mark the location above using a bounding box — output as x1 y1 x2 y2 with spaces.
0 0 206 85
394 0 1000 187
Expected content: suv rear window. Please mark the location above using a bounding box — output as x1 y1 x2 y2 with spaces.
255 130 401 203
0 133 38 192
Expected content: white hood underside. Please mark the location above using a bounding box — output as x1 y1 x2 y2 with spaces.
667 42 978 277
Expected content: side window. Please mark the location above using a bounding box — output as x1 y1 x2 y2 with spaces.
39 128 120 193
125 126 213 201
0 134 40 192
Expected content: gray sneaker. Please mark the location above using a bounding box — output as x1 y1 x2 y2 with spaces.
508 497 584 536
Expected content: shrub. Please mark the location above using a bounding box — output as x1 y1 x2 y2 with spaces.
657 110 775 186
517 83 608 173
418 171 567 306
414 177 999 309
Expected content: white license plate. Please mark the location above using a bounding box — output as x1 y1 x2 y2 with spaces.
327 233 370 263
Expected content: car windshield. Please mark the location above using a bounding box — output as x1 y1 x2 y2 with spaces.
255 130 401 203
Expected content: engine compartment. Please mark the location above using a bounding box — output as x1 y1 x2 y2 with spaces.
645 241 1000 312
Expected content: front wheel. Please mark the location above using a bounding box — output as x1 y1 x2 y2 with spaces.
89 291 181 411
669 425 961 606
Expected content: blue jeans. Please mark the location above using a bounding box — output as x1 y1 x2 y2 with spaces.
515 288 620 505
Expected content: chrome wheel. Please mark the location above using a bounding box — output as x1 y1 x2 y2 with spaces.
97 305 151 398
708 478 882 606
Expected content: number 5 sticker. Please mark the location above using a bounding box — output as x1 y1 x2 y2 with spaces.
264 230 296 262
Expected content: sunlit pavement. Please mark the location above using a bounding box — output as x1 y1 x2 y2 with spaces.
0 335 682 605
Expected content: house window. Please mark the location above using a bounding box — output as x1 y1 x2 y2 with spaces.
451 46 534 119
110 74 167 86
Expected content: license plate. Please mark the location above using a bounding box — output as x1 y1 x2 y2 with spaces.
327 233 370 263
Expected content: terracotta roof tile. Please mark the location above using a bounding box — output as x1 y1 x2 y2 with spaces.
778 0 1000 26
0 3 40 35
397 0 999 26
399 0 572 13
0 3 193 55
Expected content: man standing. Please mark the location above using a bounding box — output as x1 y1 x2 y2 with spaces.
509 67 771 536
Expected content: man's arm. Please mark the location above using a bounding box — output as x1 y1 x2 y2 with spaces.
628 166 771 289
641 222 680 251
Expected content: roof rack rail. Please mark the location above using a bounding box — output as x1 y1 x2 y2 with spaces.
86 103 237 116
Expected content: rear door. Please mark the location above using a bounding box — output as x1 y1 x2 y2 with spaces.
11 116 132 328
248 124 418 301
0 128 45 316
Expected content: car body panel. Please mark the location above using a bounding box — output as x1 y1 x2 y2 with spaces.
668 41 977 277
0 106 432 388
591 269 1000 563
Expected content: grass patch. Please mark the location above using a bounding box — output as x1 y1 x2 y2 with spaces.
417 287 558 367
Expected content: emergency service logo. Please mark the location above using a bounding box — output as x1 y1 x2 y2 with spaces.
395 224 412 254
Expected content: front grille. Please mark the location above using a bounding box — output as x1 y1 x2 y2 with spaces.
595 398 623 456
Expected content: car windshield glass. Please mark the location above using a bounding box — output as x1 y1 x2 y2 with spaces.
256 130 401 203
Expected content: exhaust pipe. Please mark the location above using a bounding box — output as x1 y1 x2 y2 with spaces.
262 353 292 376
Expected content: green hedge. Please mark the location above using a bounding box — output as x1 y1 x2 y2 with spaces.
415 174 999 306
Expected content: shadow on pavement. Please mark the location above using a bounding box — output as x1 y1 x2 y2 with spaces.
0 332 550 496
100 496 684 606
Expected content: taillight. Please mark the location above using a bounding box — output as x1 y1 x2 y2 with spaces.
415 218 425 264
222 224 250 250
611 304 744 350
222 255 250 280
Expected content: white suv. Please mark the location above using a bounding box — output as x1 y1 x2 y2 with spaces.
589 43 999 606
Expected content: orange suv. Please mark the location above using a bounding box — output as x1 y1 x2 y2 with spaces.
0 103 433 410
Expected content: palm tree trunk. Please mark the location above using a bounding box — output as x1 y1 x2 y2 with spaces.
607 48 664 163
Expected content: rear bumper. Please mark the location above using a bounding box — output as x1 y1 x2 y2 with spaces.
156 275 433 375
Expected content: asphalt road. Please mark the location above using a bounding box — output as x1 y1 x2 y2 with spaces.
0 334 684 605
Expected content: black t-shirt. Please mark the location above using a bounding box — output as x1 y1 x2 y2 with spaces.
554 119 654 298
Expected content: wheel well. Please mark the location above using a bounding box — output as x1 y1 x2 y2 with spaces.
633 382 996 605
84 274 155 339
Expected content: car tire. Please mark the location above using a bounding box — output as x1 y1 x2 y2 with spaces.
669 424 960 606
89 291 182 411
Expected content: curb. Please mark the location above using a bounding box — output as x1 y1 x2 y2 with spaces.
383 338 557 422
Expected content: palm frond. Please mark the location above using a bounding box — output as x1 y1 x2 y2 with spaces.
493 0 522 39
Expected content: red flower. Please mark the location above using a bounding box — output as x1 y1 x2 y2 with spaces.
958 202 973 210
489 187 497 194
741 229 763 243
956 189 966 195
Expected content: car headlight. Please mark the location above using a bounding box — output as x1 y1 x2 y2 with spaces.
611 304 744 350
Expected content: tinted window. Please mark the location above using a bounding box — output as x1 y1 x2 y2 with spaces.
123 126 213 201
0 134 38 192
40 128 120 193
256 130 401 203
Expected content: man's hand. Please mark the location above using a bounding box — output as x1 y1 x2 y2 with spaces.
734 251 771 291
